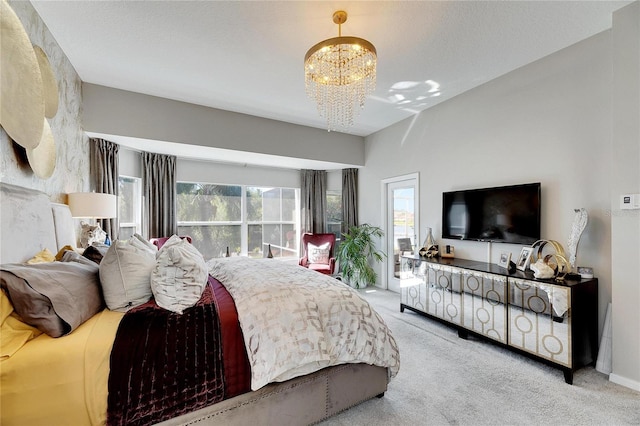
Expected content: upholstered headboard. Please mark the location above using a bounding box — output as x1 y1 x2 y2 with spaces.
0 182 76 264
51 202 77 250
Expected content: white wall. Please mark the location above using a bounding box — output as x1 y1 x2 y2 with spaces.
362 5 640 390
363 30 612 291
610 1 640 391
363 32 614 356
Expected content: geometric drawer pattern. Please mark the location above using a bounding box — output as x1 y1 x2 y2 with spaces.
401 263 572 366
508 278 571 367
461 269 507 344
401 263 508 344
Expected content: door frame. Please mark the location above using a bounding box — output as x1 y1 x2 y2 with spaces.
380 172 420 291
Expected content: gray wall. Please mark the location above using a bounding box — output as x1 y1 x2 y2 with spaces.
361 4 639 390
119 148 342 191
83 84 365 169
610 1 640 392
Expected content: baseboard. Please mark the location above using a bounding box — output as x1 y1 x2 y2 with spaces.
609 373 640 392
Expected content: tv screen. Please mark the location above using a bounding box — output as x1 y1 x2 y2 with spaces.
442 183 541 244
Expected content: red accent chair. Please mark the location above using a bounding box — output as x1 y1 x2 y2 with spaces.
299 233 336 275
150 235 193 250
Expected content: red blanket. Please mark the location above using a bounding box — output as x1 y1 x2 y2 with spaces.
210 277 251 398
107 276 250 426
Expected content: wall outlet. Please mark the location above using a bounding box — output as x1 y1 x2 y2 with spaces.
620 194 640 210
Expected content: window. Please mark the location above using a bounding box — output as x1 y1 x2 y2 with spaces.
118 176 142 239
177 182 299 260
247 187 298 259
326 190 342 241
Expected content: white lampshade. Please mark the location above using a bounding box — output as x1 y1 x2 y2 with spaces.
68 192 117 218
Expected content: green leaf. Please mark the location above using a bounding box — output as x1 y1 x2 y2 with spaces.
335 223 386 287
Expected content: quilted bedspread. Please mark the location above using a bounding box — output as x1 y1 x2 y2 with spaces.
207 257 400 390
107 279 225 426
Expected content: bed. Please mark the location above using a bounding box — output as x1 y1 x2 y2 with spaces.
0 182 399 426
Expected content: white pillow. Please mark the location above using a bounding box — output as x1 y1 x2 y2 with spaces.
151 235 208 314
307 242 330 264
98 234 157 312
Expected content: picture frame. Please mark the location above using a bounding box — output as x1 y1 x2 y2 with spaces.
498 252 512 269
516 246 534 271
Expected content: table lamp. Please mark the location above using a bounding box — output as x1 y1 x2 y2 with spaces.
68 192 117 247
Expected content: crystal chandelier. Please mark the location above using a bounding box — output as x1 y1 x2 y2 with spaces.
304 10 377 132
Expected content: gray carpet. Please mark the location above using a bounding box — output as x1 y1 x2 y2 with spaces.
320 289 640 426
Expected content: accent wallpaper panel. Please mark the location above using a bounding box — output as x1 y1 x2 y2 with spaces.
0 0 89 203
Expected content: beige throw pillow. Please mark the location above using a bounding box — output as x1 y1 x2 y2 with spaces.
99 234 157 312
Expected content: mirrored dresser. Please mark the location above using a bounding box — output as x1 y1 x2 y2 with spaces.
400 256 598 384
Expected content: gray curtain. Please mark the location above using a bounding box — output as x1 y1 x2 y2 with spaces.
341 168 358 234
90 138 119 241
300 169 327 234
142 152 177 238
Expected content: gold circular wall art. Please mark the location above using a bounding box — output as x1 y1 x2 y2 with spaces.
26 118 56 179
33 45 59 118
0 0 45 149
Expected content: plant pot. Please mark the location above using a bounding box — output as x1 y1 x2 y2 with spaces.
343 270 368 289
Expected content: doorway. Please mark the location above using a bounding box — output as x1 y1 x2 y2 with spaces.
382 174 419 293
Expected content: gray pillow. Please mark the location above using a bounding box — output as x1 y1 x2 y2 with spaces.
0 261 103 337
99 234 157 312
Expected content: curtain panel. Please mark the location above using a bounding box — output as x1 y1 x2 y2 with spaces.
300 169 327 234
341 168 358 234
142 152 177 238
90 138 119 241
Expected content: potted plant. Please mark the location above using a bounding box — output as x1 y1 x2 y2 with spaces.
335 224 386 288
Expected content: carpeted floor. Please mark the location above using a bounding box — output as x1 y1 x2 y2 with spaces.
320 288 640 426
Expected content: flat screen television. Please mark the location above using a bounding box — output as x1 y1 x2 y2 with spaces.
442 183 541 244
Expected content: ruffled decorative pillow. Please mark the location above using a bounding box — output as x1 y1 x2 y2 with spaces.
151 235 208 314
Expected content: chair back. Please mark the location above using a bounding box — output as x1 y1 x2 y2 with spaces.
150 235 193 250
301 233 336 258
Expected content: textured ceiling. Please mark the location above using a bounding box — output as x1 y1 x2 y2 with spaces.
30 0 631 162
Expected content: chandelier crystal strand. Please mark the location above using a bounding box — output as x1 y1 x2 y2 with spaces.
304 11 376 132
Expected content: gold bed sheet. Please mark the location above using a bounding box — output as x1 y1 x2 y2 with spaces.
1 295 123 426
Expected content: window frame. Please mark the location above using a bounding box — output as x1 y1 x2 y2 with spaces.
118 175 143 239
326 189 343 242
176 181 300 259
